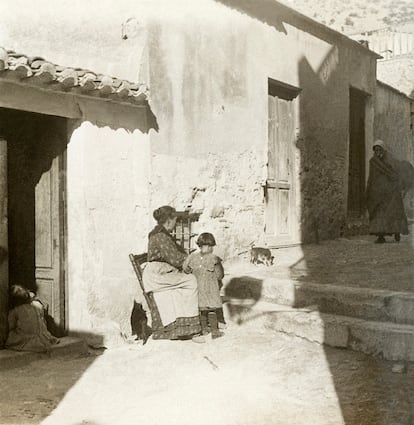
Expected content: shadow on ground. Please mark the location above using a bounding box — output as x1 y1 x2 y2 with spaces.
0 332 105 425
292 233 414 425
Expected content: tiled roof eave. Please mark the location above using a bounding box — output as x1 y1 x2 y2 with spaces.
0 48 149 107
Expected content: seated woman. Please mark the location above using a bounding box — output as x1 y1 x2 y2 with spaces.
143 206 203 342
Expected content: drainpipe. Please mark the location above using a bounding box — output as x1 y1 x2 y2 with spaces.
0 136 8 348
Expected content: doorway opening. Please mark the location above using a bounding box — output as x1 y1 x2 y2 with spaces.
348 87 367 217
0 108 68 334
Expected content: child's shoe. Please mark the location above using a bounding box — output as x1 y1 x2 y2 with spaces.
208 312 224 339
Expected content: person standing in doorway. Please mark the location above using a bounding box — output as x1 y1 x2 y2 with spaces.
366 140 409 243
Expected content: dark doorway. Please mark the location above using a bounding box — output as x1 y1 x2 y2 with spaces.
0 108 67 333
347 88 367 217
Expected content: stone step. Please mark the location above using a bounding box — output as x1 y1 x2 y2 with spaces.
223 301 414 361
0 337 88 370
289 283 414 325
223 274 414 325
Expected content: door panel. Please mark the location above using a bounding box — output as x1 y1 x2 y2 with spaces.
35 153 65 329
268 96 277 180
277 100 291 183
266 94 296 245
278 189 290 235
35 170 53 267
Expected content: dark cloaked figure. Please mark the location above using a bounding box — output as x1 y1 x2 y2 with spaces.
366 140 411 243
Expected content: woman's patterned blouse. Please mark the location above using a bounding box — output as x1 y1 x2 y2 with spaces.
147 225 187 269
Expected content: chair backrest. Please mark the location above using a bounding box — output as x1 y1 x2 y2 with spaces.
129 253 148 295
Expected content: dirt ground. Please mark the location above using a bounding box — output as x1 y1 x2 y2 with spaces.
225 230 414 293
1 318 414 425
1 230 413 425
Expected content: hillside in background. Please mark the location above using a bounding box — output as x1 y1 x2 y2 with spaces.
280 0 414 34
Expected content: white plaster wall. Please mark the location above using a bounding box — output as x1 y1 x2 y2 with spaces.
0 0 378 249
0 0 147 82
375 83 414 220
0 0 381 342
67 114 151 346
375 84 414 162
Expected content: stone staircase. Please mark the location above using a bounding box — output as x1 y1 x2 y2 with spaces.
222 237 414 361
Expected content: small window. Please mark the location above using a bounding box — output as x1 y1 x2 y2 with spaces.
172 211 201 254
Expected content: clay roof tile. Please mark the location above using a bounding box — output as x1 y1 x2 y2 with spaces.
0 47 149 105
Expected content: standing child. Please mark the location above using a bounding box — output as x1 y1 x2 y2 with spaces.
183 233 225 339
6 285 60 353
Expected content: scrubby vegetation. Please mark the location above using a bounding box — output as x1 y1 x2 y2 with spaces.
281 0 414 34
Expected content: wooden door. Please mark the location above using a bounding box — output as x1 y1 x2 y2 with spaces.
35 153 66 332
266 95 296 245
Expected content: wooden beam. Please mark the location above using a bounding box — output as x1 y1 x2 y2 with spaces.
0 137 8 348
0 80 82 118
0 80 150 122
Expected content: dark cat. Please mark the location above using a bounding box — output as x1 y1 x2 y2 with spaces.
250 247 274 266
130 301 152 345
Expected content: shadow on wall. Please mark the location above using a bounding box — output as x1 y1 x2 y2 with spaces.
295 37 414 424
215 0 351 45
296 50 348 242
0 246 7 266
74 101 159 134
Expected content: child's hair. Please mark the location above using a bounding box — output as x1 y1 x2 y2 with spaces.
196 233 216 247
9 284 31 308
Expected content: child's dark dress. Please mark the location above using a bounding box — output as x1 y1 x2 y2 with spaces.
184 252 223 309
6 301 59 352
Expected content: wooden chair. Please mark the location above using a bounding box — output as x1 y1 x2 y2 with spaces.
128 253 165 339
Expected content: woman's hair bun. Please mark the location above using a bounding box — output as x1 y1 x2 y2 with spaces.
153 205 176 224
153 208 162 221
